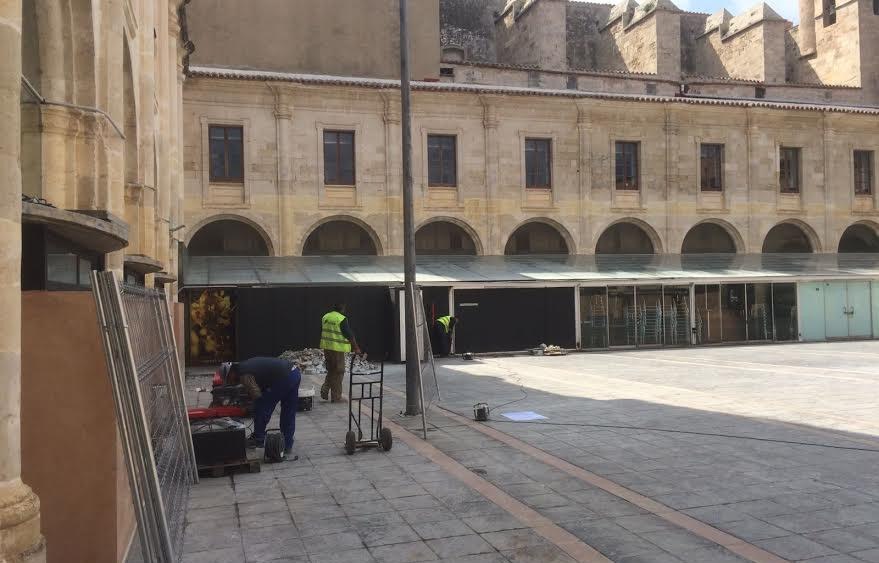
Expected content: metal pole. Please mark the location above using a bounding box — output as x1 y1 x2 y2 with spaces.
400 0 420 415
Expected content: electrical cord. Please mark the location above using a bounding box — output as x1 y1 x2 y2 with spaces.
438 405 879 454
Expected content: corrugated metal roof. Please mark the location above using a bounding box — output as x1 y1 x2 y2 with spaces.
183 254 879 288
187 65 879 115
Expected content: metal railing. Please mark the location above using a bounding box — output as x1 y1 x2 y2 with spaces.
92 272 197 563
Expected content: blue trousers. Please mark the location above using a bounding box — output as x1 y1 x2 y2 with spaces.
252 368 301 449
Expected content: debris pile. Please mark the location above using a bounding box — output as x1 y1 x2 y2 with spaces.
279 348 378 374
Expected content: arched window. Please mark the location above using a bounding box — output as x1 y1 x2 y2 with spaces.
762 223 813 253
596 222 655 254
504 222 569 255
188 220 270 257
303 220 377 256
838 224 879 253
681 223 737 254
415 221 477 255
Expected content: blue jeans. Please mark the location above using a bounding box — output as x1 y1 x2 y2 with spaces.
252 368 301 449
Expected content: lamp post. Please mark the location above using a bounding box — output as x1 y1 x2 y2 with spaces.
399 0 420 415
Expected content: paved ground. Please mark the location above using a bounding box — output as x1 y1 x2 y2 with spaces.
380 341 879 563
183 341 879 563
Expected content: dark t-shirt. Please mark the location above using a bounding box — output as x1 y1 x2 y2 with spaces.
237 357 293 390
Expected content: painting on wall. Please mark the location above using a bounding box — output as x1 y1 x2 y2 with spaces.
188 289 235 364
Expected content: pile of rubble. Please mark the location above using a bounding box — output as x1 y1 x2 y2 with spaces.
279 348 378 375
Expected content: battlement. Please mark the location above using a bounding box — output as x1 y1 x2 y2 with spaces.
440 0 879 104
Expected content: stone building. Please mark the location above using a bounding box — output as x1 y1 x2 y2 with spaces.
177 0 879 361
2 0 187 561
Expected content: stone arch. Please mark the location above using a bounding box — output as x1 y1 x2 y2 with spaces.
415 217 483 256
504 218 575 255
596 218 663 254
681 219 743 254
301 215 384 256
186 214 276 257
762 219 821 253
838 221 879 253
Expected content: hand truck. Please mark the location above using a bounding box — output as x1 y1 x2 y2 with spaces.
345 355 392 454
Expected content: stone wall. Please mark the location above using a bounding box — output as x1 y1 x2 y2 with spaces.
183 76 879 259
496 0 567 70
786 0 861 86
440 0 504 63
187 0 441 80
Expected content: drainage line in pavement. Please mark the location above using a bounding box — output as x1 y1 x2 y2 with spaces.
440 409 879 453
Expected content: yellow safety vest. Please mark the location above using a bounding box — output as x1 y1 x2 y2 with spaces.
320 311 351 352
437 316 452 334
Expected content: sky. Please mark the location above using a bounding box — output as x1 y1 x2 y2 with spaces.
572 0 799 23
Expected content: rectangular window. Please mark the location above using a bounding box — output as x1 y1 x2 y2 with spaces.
854 150 874 195
525 138 552 188
323 130 356 186
779 147 801 194
700 144 724 192
208 125 244 182
615 141 640 190
824 0 836 25
427 135 457 187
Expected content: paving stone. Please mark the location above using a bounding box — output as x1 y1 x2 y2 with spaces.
519 493 572 509
307 548 376 563
182 546 246 563
614 514 680 534
288 502 345 520
763 511 844 534
813 504 879 527
389 495 443 511
432 554 508 563
243 538 305 562
378 485 429 499
343 499 398 517
461 515 527 534
805 528 879 553
799 555 866 563
712 517 791 542
426 534 496 558
336 490 385 505
617 552 684 563
187 505 237 523
400 507 458 525
480 529 547 551
359 524 422 547
539 505 599 523
412 519 474 540
501 544 577 563
449 502 506 519
674 545 749 563
369 540 438 563
681 506 747 524
238 500 290 517
183 524 242 553
304 531 365 554
584 530 660 560
243 524 300 546
294 515 354 537
240 510 294 529
755 535 840 560
638 528 718 554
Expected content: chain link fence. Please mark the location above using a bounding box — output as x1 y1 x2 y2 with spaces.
92 272 197 563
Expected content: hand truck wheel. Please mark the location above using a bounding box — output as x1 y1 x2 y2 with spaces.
264 433 284 463
345 430 356 455
379 427 393 452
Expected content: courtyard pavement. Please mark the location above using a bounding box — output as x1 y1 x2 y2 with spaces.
183 341 879 563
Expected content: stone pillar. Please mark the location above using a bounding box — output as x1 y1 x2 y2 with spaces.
799 0 816 57
576 102 593 254
0 1 46 561
271 85 295 255
382 92 403 256
480 96 500 255
75 113 99 210
39 105 77 209
155 1 172 272
139 0 157 264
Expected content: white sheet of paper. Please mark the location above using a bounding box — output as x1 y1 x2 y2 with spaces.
501 411 547 421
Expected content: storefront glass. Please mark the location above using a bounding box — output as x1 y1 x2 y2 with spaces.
721 284 747 342
663 286 691 345
695 284 722 344
608 286 636 346
772 283 798 341
580 287 608 349
636 286 663 346
747 283 773 340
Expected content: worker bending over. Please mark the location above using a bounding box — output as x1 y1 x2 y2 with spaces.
320 303 360 402
228 357 300 457
434 315 457 357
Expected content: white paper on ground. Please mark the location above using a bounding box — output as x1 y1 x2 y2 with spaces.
501 411 547 421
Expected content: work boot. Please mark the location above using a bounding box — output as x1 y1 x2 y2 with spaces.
320 384 329 401
246 435 264 449
283 446 297 461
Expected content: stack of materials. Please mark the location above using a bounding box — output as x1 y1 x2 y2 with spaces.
279 348 378 375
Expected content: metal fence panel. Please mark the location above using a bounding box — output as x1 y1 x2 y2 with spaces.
92 271 197 563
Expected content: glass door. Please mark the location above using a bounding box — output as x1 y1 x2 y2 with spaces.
636 286 664 346
663 286 691 346
721 284 747 342
580 287 608 349
695 284 721 344
608 286 636 347
846 281 872 338
747 283 772 341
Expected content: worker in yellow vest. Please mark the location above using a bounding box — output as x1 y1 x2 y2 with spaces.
320 303 360 402
434 315 457 357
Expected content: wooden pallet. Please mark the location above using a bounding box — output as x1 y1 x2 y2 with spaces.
198 456 261 478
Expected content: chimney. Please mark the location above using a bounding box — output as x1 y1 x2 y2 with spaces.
799 0 816 56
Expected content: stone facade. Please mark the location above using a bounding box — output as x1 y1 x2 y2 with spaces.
182 71 879 258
